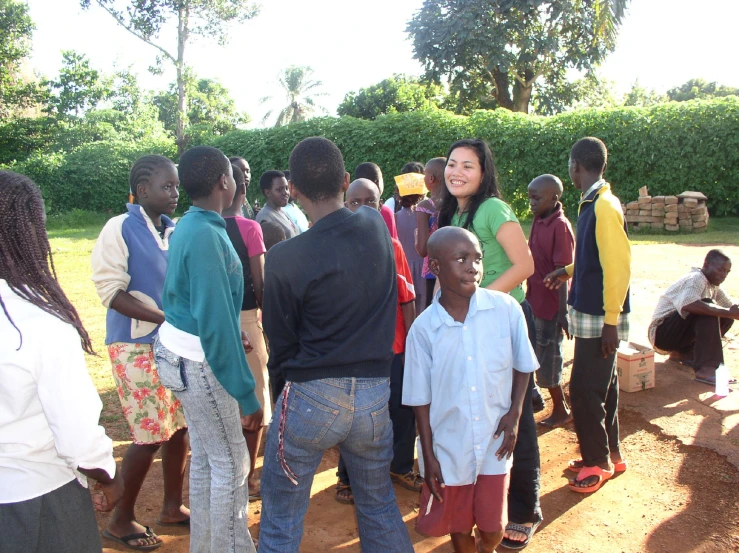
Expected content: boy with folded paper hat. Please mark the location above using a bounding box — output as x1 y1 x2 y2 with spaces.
395 171 428 315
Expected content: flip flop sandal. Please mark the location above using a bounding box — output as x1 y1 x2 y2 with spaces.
102 526 163 551
249 490 262 502
568 458 627 473
156 517 190 527
499 519 542 550
568 465 615 494
335 481 354 505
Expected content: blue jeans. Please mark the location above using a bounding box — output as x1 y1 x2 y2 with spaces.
154 338 257 553
259 377 413 553
533 316 565 388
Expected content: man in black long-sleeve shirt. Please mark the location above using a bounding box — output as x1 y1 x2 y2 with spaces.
259 137 413 553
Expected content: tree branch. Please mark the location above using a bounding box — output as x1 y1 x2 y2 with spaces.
95 3 175 63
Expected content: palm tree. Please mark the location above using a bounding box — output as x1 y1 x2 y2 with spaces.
260 65 328 126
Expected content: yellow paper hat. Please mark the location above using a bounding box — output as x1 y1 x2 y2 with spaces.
394 173 427 197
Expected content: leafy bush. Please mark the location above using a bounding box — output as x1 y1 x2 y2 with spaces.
212 98 739 217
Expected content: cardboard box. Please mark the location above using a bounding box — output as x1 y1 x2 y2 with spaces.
617 342 655 392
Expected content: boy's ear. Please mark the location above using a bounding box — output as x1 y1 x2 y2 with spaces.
288 180 300 202
428 258 440 276
341 171 350 193
602 160 608 176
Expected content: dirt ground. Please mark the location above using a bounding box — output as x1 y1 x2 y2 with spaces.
96 243 739 553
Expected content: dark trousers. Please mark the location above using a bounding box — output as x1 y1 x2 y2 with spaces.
570 337 620 467
338 353 415 482
654 309 733 369
508 300 542 524
0 479 103 553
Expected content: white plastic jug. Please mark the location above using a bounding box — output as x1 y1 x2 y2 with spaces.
715 364 730 397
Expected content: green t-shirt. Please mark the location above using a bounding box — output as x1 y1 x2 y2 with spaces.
451 197 525 303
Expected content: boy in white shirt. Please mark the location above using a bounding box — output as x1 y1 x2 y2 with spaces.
403 227 538 553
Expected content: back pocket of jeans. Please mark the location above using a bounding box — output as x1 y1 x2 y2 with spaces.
286 388 339 445
153 338 187 392
371 403 391 443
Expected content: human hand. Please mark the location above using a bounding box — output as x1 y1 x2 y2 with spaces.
241 331 254 354
729 305 739 318
423 453 445 502
557 312 571 339
543 268 570 290
601 324 619 358
241 408 263 432
91 470 124 512
494 409 520 460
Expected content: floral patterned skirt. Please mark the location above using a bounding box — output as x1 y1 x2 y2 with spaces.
108 342 187 445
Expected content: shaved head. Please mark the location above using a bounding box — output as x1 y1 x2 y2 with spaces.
427 226 479 259
528 174 563 196
346 178 378 199
345 178 380 212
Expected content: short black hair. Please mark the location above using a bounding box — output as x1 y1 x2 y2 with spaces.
282 170 290 181
178 146 230 200
231 164 246 200
705 249 730 266
425 157 446 181
401 161 425 174
354 162 382 185
289 137 346 202
229 155 247 165
129 155 174 200
260 220 286 251
570 137 608 174
259 170 285 193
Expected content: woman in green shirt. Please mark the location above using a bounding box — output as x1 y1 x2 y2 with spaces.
438 139 542 549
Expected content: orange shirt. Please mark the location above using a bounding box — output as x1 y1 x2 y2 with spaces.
392 237 416 354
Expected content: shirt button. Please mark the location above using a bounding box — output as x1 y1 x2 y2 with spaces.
475 445 481 450
463 326 467 330
467 356 472 361
471 386 476 391
474 417 479 421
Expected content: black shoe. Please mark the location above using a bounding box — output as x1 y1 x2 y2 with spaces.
532 389 545 413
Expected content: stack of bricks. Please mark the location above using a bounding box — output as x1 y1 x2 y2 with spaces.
624 191 709 232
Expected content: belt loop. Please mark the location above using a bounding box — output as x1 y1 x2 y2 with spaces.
278 382 298 486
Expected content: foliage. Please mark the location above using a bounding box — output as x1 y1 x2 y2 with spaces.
0 0 40 118
337 75 445 120
407 0 630 114
44 50 111 117
152 70 250 141
667 78 739 102
209 98 739 217
622 80 666 107
82 0 260 154
260 66 328 127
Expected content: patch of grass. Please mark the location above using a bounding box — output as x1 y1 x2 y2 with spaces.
46 210 113 240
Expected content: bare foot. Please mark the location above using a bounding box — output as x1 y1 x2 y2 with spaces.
249 479 261 501
158 504 190 525
538 411 573 428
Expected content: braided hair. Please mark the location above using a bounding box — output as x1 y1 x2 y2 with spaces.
129 155 175 202
0 170 95 354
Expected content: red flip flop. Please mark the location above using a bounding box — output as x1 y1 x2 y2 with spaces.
568 458 627 474
568 465 615 493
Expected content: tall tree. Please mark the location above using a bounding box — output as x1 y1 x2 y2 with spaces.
667 78 739 102
337 74 445 120
44 50 111 117
260 66 328 127
152 70 250 138
407 0 630 114
81 0 259 154
0 0 38 118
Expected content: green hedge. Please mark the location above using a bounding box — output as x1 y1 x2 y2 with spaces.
212 98 739 218
2 98 738 216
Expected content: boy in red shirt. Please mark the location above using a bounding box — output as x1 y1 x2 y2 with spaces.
335 178 418 503
526 175 575 428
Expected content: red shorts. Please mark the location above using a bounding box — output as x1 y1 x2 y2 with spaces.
416 474 509 537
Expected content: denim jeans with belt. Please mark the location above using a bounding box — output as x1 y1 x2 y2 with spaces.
154 337 257 553
259 377 414 553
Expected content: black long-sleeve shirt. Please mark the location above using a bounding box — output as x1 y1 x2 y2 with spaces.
263 207 396 395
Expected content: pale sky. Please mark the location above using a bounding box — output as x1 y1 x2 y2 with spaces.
25 0 739 127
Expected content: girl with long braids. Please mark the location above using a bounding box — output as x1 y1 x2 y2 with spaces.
0 170 122 553
437 139 543 550
92 155 189 551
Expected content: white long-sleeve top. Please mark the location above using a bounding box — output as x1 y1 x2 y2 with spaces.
0 279 116 503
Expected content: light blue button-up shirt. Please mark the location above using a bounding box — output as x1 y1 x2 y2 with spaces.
403 288 538 486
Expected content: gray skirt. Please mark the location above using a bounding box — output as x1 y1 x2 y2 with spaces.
0 478 102 553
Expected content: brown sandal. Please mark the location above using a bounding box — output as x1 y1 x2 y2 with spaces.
335 481 354 505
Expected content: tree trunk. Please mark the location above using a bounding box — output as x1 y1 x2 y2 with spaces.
511 69 536 113
491 67 513 111
175 3 189 157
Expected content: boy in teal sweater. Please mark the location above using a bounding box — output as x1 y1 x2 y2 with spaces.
154 145 261 553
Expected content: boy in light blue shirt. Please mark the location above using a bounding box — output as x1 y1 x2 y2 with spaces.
403 227 538 553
